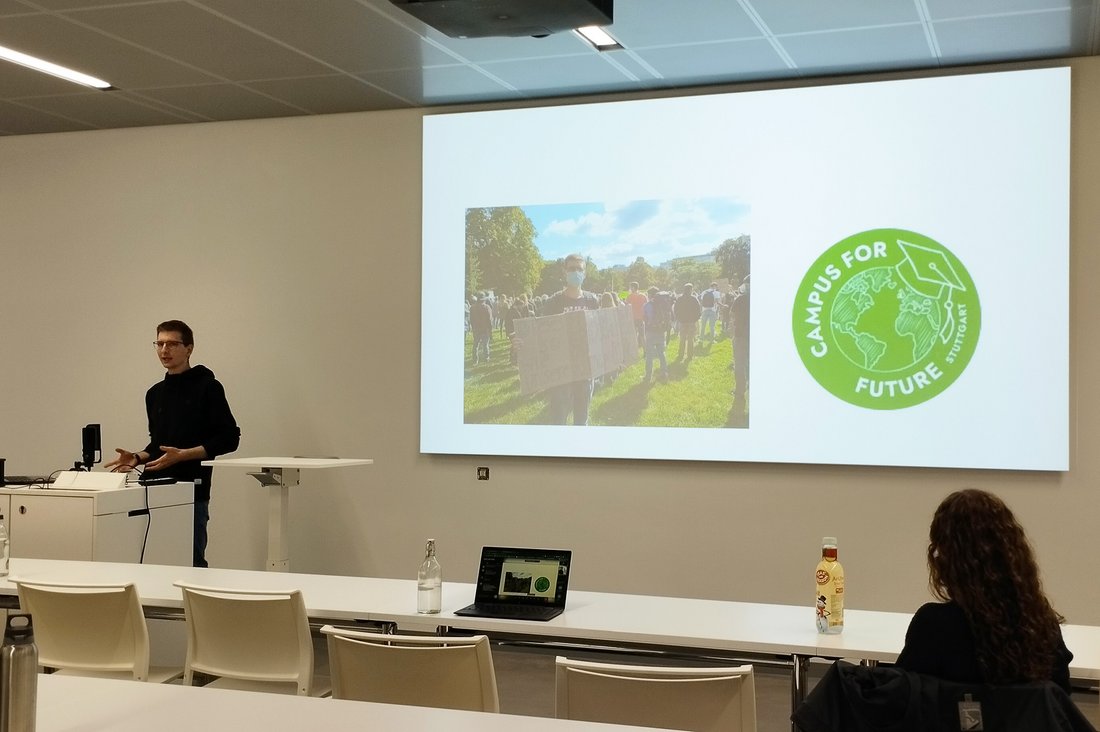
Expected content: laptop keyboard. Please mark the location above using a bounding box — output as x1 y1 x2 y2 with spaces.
472 603 558 619
3 475 55 485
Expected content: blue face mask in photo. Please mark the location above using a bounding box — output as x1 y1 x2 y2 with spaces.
566 270 585 288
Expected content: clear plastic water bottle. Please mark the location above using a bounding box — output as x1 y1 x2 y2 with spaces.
0 514 9 578
417 539 442 614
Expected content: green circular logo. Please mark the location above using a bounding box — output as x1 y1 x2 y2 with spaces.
534 576 551 593
792 229 981 410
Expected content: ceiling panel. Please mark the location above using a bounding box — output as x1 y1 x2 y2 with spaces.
609 0 760 47
0 99 93 134
632 39 793 85
17 89 193 128
479 54 639 96
924 0 1091 20
138 83 306 121
0 60 87 97
0 13 219 88
0 0 1095 136
780 25 935 76
750 0 921 35
0 0 36 15
422 27 593 64
934 10 1083 64
244 74 412 115
357 64 520 105
70 1 332 81
198 0 456 72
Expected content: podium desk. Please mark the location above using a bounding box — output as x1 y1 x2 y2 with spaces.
202 457 372 571
0 482 193 566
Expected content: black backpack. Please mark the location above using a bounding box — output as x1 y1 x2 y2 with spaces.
700 289 716 308
651 292 672 327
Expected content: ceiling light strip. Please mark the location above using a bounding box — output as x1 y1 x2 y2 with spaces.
576 26 623 51
0 44 112 89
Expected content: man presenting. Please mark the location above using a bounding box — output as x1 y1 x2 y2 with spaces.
106 320 240 567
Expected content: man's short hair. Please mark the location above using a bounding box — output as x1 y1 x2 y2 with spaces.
563 253 585 269
629 281 639 291
709 282 718 289
157 320 194 346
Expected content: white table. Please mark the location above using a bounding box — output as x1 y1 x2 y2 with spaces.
35 673 662 731
7 558 1099 729
201 457 372 571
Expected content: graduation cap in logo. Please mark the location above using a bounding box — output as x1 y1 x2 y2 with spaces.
895 239 966 299
894 238 965 344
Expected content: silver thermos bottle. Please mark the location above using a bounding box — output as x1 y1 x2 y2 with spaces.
0 612 36 732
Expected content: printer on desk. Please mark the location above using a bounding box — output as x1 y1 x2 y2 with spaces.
50 471 127 491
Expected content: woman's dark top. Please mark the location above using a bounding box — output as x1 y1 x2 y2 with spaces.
896 601 1073 692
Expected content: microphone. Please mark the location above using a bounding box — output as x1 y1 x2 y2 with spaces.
81 423 101 470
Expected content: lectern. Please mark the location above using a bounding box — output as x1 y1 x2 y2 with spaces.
202 457 372 571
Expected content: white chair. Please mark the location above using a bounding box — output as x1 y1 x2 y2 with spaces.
175 581 317 695
14 580 182 683
320 625 500 712
555 656 757 732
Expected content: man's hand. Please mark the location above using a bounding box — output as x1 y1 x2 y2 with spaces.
105 448 139 473
145 445 208 472
145 446 187 471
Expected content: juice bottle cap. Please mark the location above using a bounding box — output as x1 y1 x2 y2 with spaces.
822 536 837 547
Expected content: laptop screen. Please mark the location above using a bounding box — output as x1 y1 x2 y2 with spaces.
473 547 571 608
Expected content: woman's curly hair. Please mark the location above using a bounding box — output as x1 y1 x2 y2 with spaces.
927 489 1064 684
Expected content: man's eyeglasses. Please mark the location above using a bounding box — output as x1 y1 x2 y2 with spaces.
153 341 186 350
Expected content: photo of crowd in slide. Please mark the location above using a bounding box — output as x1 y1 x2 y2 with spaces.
463 199 751 428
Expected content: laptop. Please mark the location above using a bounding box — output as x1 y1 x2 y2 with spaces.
454 547 572 621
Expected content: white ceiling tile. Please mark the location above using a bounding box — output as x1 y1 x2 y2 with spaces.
751 0 921 35
609 0 761 47
0 60 89 97
425 29 592 64
0 0 1094 135
934 10 1082 63
358 64 520 105
0 14 219 88
18 90 194 128
780 25 935 75
0 0 36 15
71 1 332 81
139 83 307 120
479 54 640 96
633 39 793 84
244 74 412 114
0 99 94 133
924 0 1091 21
197 0 456 71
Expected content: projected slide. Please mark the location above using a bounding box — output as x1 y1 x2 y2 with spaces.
421 67 1070 471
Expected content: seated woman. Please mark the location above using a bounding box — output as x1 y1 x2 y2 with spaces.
896 489 1073 692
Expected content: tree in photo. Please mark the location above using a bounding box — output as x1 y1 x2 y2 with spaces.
466 207 542 296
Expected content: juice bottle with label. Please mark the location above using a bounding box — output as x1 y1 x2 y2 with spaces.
815 536 844 634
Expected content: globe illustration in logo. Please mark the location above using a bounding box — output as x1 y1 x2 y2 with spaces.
792 229 981 410
831 267 941 374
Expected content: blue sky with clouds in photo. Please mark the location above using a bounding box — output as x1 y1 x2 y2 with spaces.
523 198 750 269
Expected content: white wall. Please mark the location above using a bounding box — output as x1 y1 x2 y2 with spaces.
2 56 1097 623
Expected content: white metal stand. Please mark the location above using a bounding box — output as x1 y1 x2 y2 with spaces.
201 457 372 572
